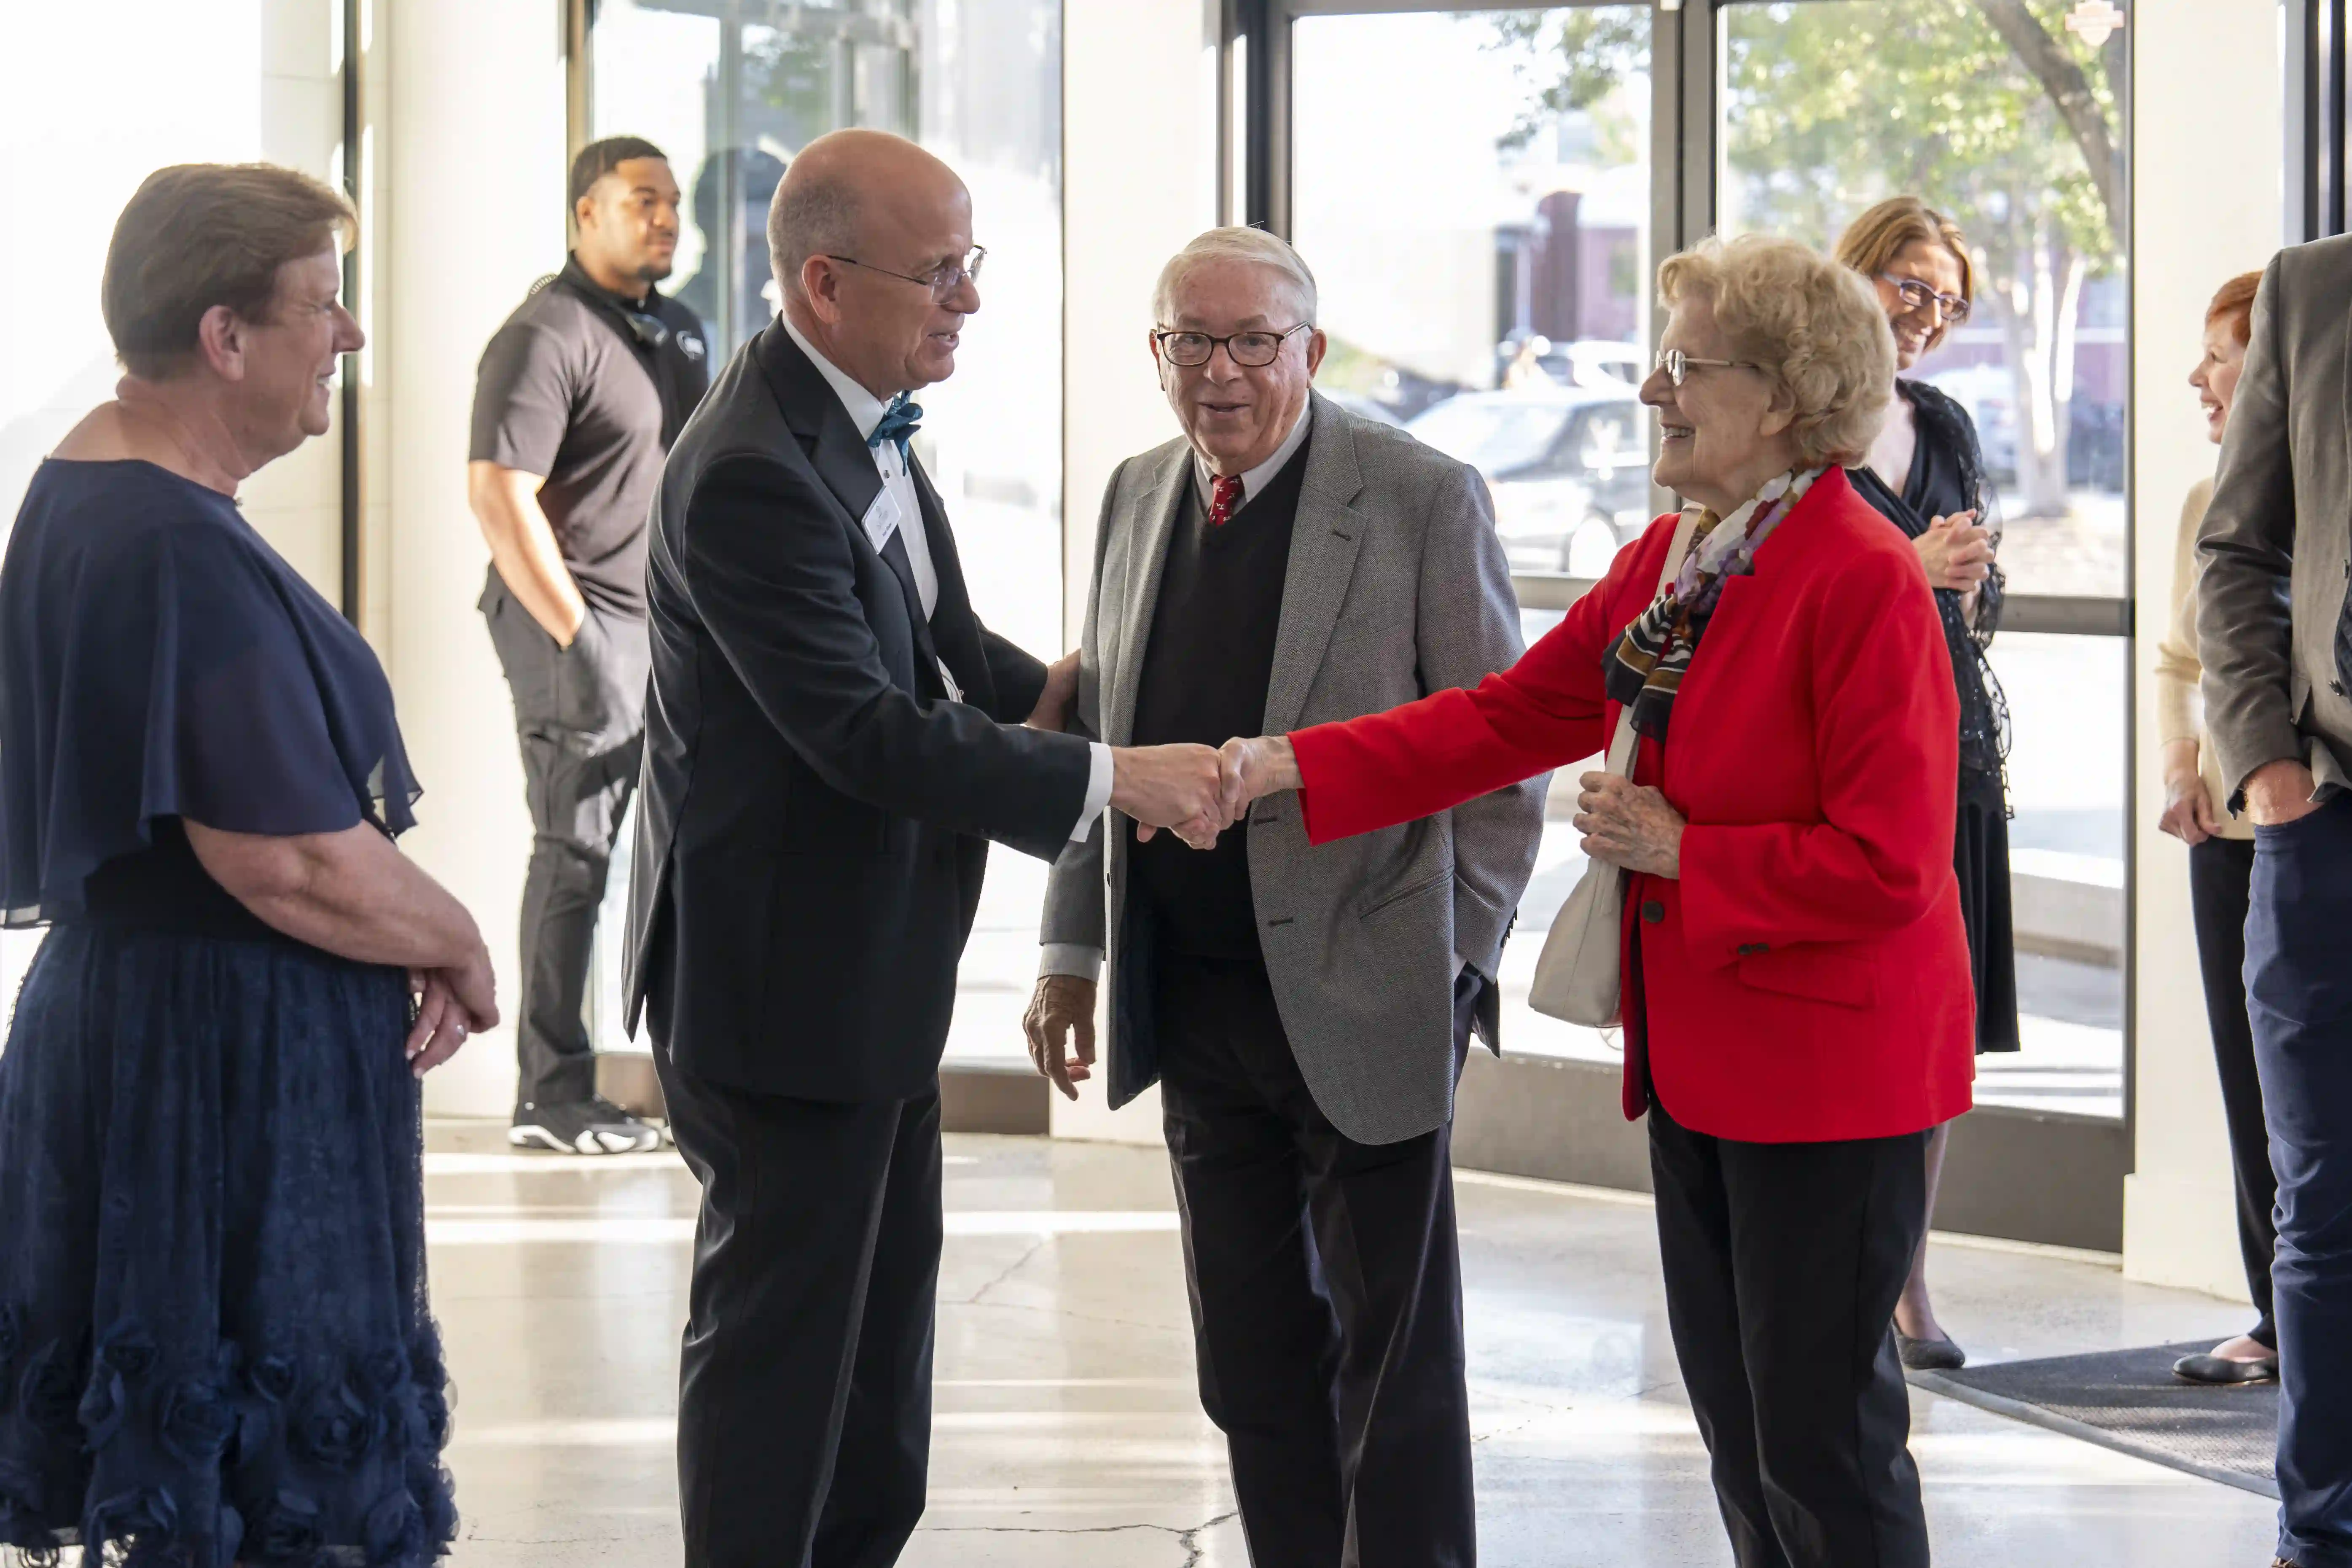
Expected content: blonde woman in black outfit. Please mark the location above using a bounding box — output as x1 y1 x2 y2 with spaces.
1837 197 2019 1372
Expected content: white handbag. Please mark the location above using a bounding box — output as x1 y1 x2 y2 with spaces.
1526 510 1702 1028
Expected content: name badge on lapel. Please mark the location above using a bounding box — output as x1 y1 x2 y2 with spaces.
860 487 903 555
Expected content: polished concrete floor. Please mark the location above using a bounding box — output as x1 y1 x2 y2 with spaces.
915 842 2126 1119
424 1122 2277 1566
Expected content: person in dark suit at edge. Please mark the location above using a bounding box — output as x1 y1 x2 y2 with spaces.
622 128 1227 1568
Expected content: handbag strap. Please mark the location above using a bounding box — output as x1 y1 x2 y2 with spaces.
1602 508 1704 780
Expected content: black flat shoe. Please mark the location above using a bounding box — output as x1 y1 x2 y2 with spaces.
1897 1331 1966 1371
2172 1351 2279 1385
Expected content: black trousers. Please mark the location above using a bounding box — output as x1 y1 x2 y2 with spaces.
1156 949 1481 1568
1648 1101 1931 1568
2188 834 2278 1348
654 1045 941 1568
482 570 648 1107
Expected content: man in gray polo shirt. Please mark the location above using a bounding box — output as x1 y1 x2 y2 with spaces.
470 135 712 1154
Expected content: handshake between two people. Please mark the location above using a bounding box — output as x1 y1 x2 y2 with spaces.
1108 734 1301 849
1024 652 1304 849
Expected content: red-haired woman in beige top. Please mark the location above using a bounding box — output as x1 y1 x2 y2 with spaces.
2156 269 2276 1386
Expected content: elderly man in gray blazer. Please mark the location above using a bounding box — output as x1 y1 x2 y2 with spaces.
2196 239 2352 1568
1023 227 1542 1567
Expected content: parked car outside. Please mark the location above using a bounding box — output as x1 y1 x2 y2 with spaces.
1318 389 1407 428
1924 362 2020 484
1406 385 1650 577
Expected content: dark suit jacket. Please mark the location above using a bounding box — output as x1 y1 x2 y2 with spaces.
624 321 1094 1100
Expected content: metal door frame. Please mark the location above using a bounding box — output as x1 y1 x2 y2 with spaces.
1234 0 2141 1157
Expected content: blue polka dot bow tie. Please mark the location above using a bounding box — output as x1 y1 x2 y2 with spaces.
870 394 924 458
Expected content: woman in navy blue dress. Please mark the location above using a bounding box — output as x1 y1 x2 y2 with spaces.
0 165 496 1567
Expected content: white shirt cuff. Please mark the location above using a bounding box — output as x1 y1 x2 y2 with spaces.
1040 944 1105 984
1071 742 1114 841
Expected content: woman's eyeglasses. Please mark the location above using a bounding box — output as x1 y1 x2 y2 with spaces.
1153 323 1315 368
1653 348 1761 387
1879 274 1971 325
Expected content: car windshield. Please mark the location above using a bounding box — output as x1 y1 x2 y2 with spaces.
1406 398 1574 474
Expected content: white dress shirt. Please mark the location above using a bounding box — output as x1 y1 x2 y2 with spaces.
783 314 1112 842
1038 406 1311 987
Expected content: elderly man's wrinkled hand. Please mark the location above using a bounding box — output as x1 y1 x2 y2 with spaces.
1023 974 1097 1099
1026 650 1081 732
1576 772 1687 879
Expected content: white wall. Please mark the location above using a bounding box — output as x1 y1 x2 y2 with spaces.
2122 0 2283 1297
380 0 571 1117
1051 0 1223 1145
0 0 347 1015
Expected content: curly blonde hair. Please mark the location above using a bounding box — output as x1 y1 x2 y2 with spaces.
1657 234 1895 469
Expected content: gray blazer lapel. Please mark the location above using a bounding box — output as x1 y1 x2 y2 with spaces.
1263 398 1366 735
1104 446 1193 745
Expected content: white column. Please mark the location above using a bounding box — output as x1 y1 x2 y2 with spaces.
380 0 570 1116
2122 0 2283 1297
1051 0 1222 1144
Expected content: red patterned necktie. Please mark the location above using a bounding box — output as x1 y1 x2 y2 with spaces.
1207 473 1245 527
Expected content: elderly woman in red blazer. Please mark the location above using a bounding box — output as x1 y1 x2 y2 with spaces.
1219 234 1974 1568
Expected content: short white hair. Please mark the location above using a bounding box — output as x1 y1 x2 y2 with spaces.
1152 227 1318 325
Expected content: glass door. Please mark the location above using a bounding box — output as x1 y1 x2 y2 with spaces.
1718 0 2131 1119
1288 3 1659 1064
1271 0 2134 1116
581 0 1066 1065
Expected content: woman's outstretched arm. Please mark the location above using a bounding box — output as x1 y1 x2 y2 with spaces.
1223 515 1678 845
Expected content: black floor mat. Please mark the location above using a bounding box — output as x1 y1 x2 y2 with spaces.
1911 1341 2278 1497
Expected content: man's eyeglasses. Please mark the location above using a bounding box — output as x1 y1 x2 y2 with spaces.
1653 348 1761 387
825 246 987 299
1879 274 1971 325
1153 323 1314 369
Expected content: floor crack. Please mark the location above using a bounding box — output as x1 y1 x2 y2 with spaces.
1177 1509 1239 1565
923 1510 1239 1564
962 1234 1052 1304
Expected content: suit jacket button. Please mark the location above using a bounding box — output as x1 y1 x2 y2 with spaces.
1641 900 1664 925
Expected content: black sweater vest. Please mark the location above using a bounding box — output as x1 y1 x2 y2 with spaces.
1127 437 1311 959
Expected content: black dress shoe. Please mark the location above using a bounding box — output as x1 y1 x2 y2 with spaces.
2172 1351 2279 1385
1897 1331 1966 1371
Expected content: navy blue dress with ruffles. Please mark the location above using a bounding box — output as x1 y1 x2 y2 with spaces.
0 460 453 1567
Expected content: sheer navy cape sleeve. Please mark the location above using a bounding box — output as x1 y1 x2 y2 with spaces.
0 458 419 925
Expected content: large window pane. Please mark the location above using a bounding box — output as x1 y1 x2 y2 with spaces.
1718 0 2130 599
1293 7 1655 582
1984 633 2124 1116
586 0 1063 1064
1293 7 1655 1068
1716 0 2129 1117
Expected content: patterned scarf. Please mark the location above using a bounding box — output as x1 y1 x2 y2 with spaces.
1603 468 1823 742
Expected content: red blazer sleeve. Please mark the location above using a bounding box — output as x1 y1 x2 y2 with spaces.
1290 514 1675 845
1676 541 1960 958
